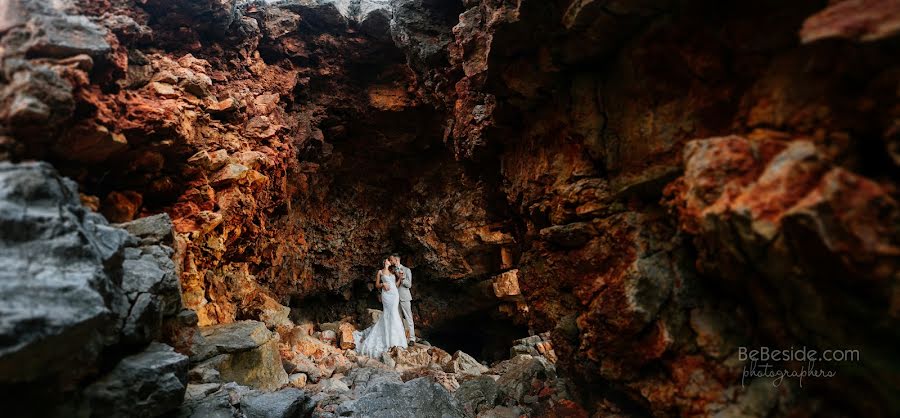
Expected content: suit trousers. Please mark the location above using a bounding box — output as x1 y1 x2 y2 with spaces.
399 300 415 341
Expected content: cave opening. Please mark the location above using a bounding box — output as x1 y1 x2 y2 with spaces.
277 36 528 362
288 267 531 364
423 307 530 363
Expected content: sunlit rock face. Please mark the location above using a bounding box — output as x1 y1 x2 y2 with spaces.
0 0 516 339
1 0 898 416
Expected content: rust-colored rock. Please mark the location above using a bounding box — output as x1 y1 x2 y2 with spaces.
801 0 900 42
337 322 356 350
491 269 521 298
2 0 899 417
102 190 143 223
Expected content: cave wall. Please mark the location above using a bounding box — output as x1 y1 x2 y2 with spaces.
412 0 900 416
0 0 522 340
1 0 899 417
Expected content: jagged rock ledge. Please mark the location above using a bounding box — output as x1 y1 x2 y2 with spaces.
0 162 188 417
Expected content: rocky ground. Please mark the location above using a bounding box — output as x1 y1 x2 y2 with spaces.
181 317 576 418
1 0 899 417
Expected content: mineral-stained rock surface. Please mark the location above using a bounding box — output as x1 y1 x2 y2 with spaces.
1 0 899 417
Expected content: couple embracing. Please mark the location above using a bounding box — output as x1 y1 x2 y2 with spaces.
353 254 416 358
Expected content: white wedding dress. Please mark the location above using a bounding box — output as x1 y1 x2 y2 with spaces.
353 272 408 358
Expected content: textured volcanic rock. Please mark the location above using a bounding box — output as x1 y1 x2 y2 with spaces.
454 375 500 417
2 0 519 341
446 350 488 376
241 387 314 418
398 0 900 416
492 354 573 414
665 134 900 414
177 381 313 418
178 382 249 418
334 376 466 418
119 214 184 344
228 318 579 417
297 322 580 416
1 0 899 417
801 0 900 42
190 320 290 390
0 162 128 386
84 342 190 418
0 161 187 417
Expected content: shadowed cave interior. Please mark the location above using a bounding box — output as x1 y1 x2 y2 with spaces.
1 0 899 417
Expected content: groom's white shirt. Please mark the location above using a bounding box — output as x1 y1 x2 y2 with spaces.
397 263 412 301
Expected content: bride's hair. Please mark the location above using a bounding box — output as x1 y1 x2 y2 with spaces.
388 265 398 275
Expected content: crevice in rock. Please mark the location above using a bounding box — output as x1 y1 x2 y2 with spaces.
425 307 530 363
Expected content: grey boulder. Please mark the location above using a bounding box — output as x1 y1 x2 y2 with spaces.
389 0 459 69
0 161 185 416
0 161 128 384
85 342 189 417
118 249 181 344
190 320 289 390
454 375 500 416
242 388 313 418
495 355 562 405
344 366 402 397
193 320 275 361
178 382 251 418
336 376 465 417
23 14 111 59
117 213 175 246
178 383 311 418
445 350 489 376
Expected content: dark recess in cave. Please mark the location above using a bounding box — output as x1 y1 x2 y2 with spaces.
425 308 530 363
288 266 528 363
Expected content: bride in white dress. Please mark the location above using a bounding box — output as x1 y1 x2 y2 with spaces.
353 259 409 358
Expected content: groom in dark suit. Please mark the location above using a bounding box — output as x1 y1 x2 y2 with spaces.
390 253 415 344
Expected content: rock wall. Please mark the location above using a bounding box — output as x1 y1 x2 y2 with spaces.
406 0 900 416
0 162 188 417
1 0 898 417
